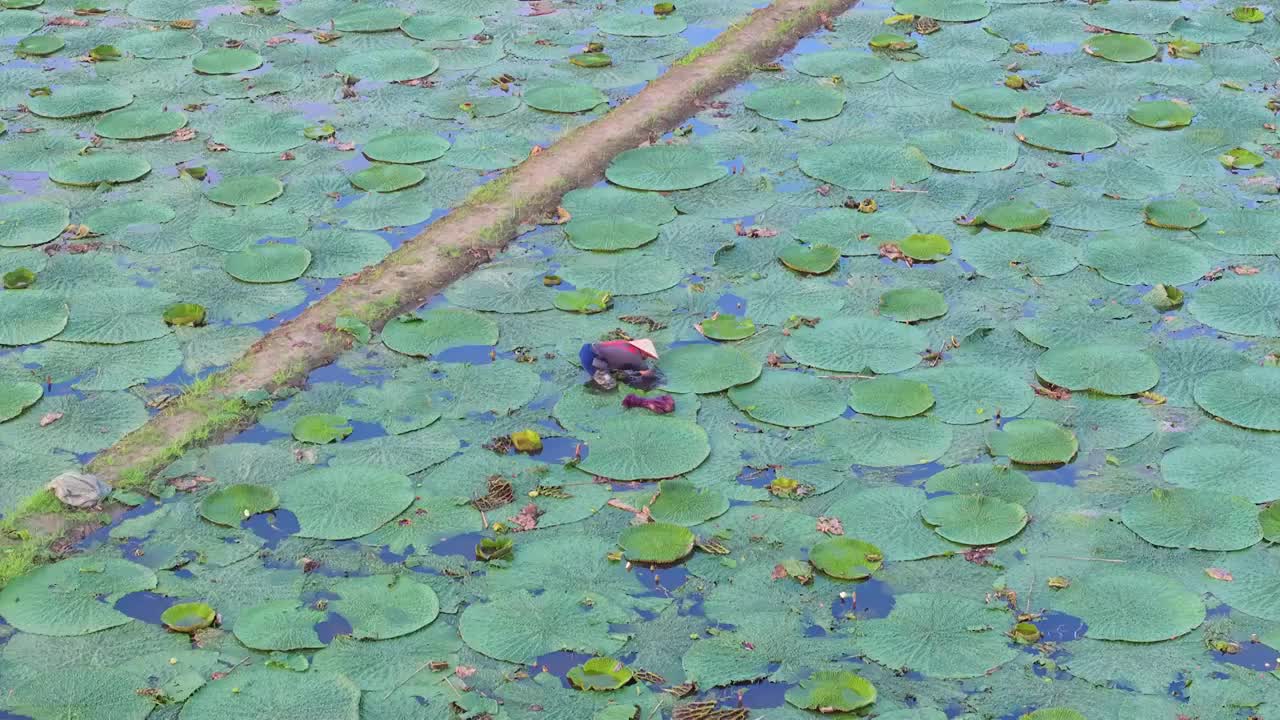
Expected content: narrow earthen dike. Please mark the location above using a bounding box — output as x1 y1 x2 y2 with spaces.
81 0 858 505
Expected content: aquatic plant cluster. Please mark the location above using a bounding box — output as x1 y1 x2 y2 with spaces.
2 0 1280 718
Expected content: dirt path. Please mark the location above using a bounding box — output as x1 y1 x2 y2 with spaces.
2 0 859 579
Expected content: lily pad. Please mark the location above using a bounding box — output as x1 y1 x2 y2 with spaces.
192 47 262 74
809 537 883 580
1188 276 1280 336
895 0 989 21
799 142 932 190
350 164 425 192
698 314 755 341
94 108 186 140
922 493 1028 545
619 522 695 563
745 84 846 121
27 85 133 118
648 479 728 526
897 233 952 261
661 343 761 394
0 557 156 636
849 377 935 418
0 201 70 247
381 309 497 357
0 380 42 421
879 287 947 322
597 13 687 37
336 49 438 82
728 370 847 427
858 593 1017 678
914 129 1019 172
794 50 891 83
1036 344 1159 395
199 484 279 526
277 466 414 540
554 288 613 314
1122 487 1261 551
1144 199 1206 229
952 85 1047 119
605 146 728 191
206 176 284 206
1129 100 1195 129
987 419 1078 464
0 291 69 345
160 602 216 633
785 670 877 712
969 201 1049 231
568 657 633 691
525 82 607 113
778 243 840 274
1193 367 1280 430
1015 115 1118 153
292 414 353 444
786 317 928 374
1161 443 1280 503
579 415 709 481
1053 570 1205 642
925 463 1035 505
223 243 312 283
50 154 150 186
1083 33 1158 62
362 132 450 164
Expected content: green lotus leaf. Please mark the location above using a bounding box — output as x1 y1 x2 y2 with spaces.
0 201 69 248
912 366 1034 424
554 288 613 314
292 413 353 444
895 0 989 21
922 493 1028 545
1188 276 1280 336
50 154 150 186
203 69 301 99
192 47 262 74
1022 710 1086 720
1194 367 1280 430
799 142 931 190
1081 230 1210 286
959 231 1077 280
1144 199 1206 229
809 537 883 580
214 112 309 153
278 466 413 539
381 309 497 357
786 317 927 374
879 287 947 322
1036 344 1159 395
1128 100 1194 129
1122 487 1261 551
745 84 846 121
926 463 1035 504
648 478 728 526
444 130 532 171
332 5 406 31
206 176 284 206
1219 147 1264 168
570 52 613 68
952 85 1046 119
778 243 840 274
163 303 206 327
857 593 1016 678
1262 505 1280 543
234 599 326 651
16 34 63 56
597 13 687 37
969 200 1049 231
27 84 133 118
728 370 847 427
0 557 156 636
1015 114 1118 153
578 415 709 481
897 233 951 261
180 668 359 719
223 243 312 283
3 268 35 290
362 131 450 164
336 48 438 81
794 50 891 83
1161 443 1280 502
329 574 439 639
619 522 695 563
525 82 607 113
118 29 201 58
849 376 934 417
400 14 482 40
698 314 755 341
350 164 425 193
661 343 761 394
0 290 68 345
605 145 728 191
914 129 1019 172
1083 32 1157 62
199 483 279 526
784 669 876 712
565 216 659 251
459 589 631 664
160 602 216 633
869 33 917 50
840 415 953 467
567 657 633 691
1232 5 1265 22
1053 569 1204 642
476 536 514 562
987 419 1078 465
94 108 186 139
0 380 42 422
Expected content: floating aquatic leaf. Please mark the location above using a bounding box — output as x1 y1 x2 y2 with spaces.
1188 276 1280 336
554 288 613 314
728 370 847 427
786 317 928 374
778 243 840 274
922 493 1028 545
849 377 934 418
568 657 634 691
952 85 1046 119
1128 100 1194 129
223 243 312 283
869 33 917 50
350 164 424 193
291 414 352 444
1219 147 1264 169
160 602 216 633
278 467 413 540
16 34 63 56
799 142 931 190
698 314 755 341
857 593 1016 678
1036 344 1159 395
879 287 947 323
987 419 1078 465
605 145 728 191
162 303 206 327
192 47 262 74
206 176 284 206
1144 199 1206 229
897 233 952 261
50 154 150 186
1122 487 1261 551
1015 114 1118 153
661 343 761 394
745 84 845 121
525 82 608 113
1083 33 1158 62
648 479 728 526
1193 367 1280 430
336 48 438 82
0 557 156 636
1053 569 1205 642
619 522 695 563
199 483 279 526
784 670 877 712
809 537 883 580
3 268 35 290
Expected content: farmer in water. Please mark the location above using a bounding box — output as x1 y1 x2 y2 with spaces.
579 338 660 391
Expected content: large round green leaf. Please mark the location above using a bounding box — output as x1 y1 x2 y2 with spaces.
557 252 682 296
597 13 687 36
215 112 308 154
619 522 695 563
745 84 845 121
400 14 483 41
857 593 1017 678
180 668 359 720
799 142 932 190
292 414 353 444
564 216 658 251
794 208 916 255
785 670 877 713
199 483 279 526
94 108 186 139
913 366 1034 424
0 201 69 247
925 463 1035 504
206 176 284 206
1015 115 1118 153
459 589 630 664
1144 199 1206 229
350 164 425 192
1053 570 1205 642
1081 230 1209 286
778 244 840 274
661 343 761 394
362 131 450 164
444 131 529 170
842 415 953 467
879 287 947 322
987 419 1078 465
381 308 498 357
0 290 68 345
578 415 709 481
118 29 201 58
971 200 1049 231
50 154 150 186
825 487 956 560
1036 344 1158 395
1121 488 1261 551
922 494 1028 545
895 0 989 21
329 575 439 639
959 232 1078 280
605 145 729 191
0 380 42 422
192 47 262 74
727 370 847 427
809 537 883 580
337 49 438 81
525 82 607 113
1083 33 1157 62
0 557 156 636
1187 276 1280 337
234 600 326 650
795 50 891 82
1129 100 1195 129
332 6 407 31
277 467 414 539
1193 367 1280 430
849 376 934 418
27 85 133 118
223 243 312 283
913 129 1018 172
952 85 1047 119
785 317 928 373
1161 443 1280 502
648 479 728 526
